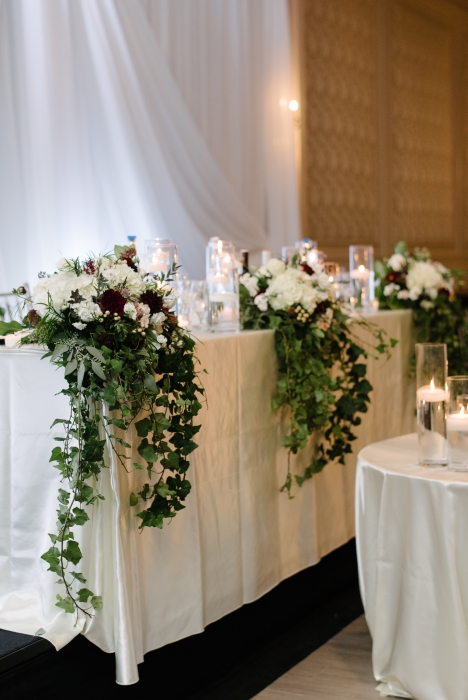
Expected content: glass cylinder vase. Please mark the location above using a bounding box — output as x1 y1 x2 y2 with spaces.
144 238 178 278
416 343 448 466
349 245 374 309
206 239 239 333
447 376 468 471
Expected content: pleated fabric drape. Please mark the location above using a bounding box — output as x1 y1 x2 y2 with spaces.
0 0 299 289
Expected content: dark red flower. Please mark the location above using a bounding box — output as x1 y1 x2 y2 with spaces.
27 309 41 327
300 263 314 276
140 290 165 314
100 289 126 315
83 259 97 275
121 255 138 272
386 271 398 283
438 288 450 298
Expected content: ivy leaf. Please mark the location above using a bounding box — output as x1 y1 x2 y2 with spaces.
72 507 89 526
50 418 70 428
63 540 82 565
144 374 158 393
156 482 176 498
91 361 106 380
55 595 75 614
86 345 106 363
138 439 158 464
41 547 61 574
135 417 152 437
77 588 94 603
133 462 144 470
91 596 103 610
108 418 126 430
71 571 87 584
110 359 123 372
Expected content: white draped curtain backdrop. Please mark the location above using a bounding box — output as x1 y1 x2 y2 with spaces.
0 0 299 290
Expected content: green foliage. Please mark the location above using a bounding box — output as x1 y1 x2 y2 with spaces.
240 287 390 494
375 241 468 374
0 320 22 335
21 264 204 619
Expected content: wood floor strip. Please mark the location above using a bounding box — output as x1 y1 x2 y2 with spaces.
253 616 378 700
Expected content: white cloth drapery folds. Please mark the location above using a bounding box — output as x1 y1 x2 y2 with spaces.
0 0 299 291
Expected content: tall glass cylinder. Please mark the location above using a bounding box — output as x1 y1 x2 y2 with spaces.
281 245 300 265
416 343 448 466
206 239 239 333
325 263 341 299
349 245 374 308
447 376 468 471
144 238 178 278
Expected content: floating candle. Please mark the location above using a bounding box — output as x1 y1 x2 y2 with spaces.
417 379 449 402
447 405 468 431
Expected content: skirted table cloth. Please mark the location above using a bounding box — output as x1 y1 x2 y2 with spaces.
356 433 468 700
0 310 414 684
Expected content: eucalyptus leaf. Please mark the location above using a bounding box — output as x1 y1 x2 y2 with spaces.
91 361 106 380
86 345 106 363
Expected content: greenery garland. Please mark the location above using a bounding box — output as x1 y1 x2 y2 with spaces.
240 258 393 494
375 241 468 374
14 247 204 618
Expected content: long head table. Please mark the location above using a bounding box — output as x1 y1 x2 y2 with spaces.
0 310 415 684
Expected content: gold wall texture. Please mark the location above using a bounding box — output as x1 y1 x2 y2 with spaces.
291 0 468 270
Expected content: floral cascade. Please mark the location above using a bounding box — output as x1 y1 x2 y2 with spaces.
240 256 393 494
15 246 204 617
375 241 468 374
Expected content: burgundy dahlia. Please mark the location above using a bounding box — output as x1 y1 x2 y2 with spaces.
100 289 126 315
140 290 164 314
120 248 138 272
300 263 314 276
386 271 398 283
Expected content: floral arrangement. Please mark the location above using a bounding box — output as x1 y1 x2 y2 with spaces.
375 241 468 373
240 256 392 493
15 245 204 617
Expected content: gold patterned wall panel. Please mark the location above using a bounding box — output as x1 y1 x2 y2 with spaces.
301 0 379 249
296 0 468 270
390 2 453 246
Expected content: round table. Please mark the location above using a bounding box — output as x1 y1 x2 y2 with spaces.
356 433 468 700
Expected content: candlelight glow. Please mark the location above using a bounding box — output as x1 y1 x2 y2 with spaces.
358 264 365 273
430 379 435 391
217 240 223 254
289 99 299 112
460 405 466 415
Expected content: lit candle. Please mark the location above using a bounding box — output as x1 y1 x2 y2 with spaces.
261 250 271 265
417 379 450 402
148 248 169 273
447 405 468 431
350 264 370 281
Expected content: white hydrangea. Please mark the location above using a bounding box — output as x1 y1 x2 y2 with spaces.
407 261 443 299
265 258 286 277
71 299 102 322
264 267 332 315
97 257 112 270
397 289 409 300
254 293 268 311
240 273 259 297
123 302 137 320
388 253 406 272
102 261 145 297
33 270 97 313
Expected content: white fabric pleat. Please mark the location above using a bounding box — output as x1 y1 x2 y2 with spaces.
0 0 299 289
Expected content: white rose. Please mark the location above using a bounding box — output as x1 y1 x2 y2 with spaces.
72 322 87 330
265 258 286 277
124 302 137 320
56 258 69 271
98 257 112 270
388 254 406 272
151 311 166 326
254 293 269 311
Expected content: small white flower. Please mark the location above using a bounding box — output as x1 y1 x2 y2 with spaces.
388 253 406 272
151 311 166 326
124 302 137 320
156 334 167 346
420 300 434 310
397 289 409 300
383 283 398 297
408 286 422 301
254 293 269 311
139 268 147 277
72 322 87 330
240 273 259 297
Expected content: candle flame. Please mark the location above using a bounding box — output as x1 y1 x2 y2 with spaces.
430 379 435 391
328 275 334 282
358 264 365 273
460 406 466 415
217 240 223 254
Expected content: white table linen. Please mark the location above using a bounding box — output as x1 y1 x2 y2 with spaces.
356 433 468 700
0 311 415 684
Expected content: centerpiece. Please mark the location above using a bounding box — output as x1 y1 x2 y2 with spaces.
13 245 204 617
375 241 468 373
240 255 393 493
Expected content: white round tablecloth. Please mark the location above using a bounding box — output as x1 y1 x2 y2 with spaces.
356 433 468 700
